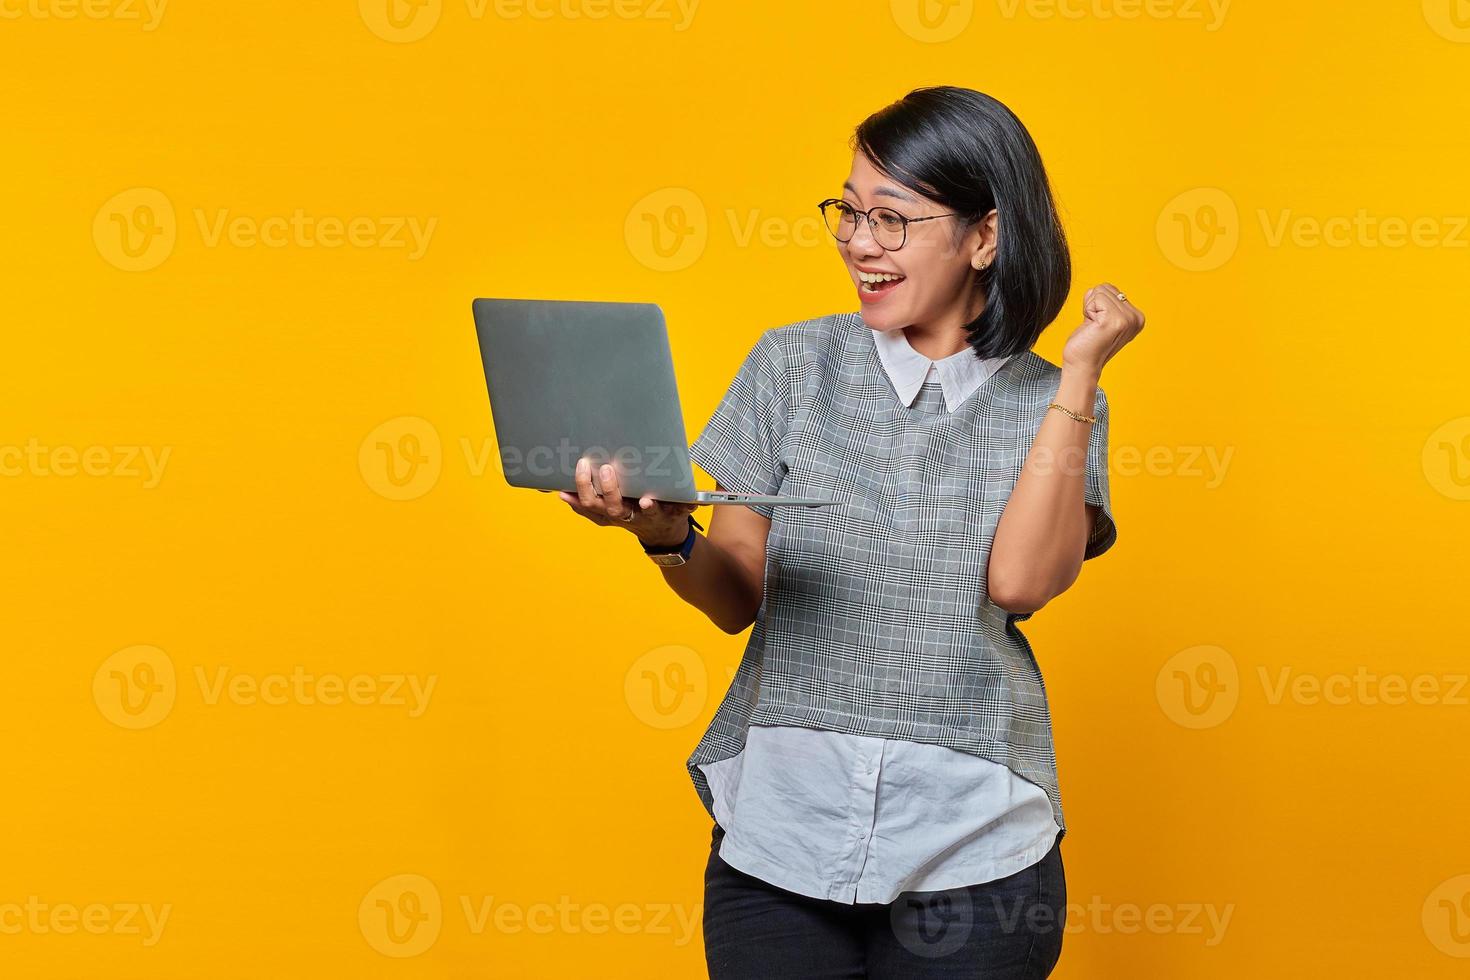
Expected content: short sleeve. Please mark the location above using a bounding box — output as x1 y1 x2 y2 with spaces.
1083 385 1117 560
688 332 789 520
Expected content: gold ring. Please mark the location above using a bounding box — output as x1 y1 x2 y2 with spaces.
1116 292 1127 302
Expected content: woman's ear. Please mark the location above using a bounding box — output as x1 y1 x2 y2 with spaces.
969 209 999 271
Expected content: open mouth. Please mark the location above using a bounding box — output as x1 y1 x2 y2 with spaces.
857 272 906 296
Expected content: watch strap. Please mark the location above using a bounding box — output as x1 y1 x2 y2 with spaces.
642 514 702 557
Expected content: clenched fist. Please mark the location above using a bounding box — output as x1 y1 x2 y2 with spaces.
1062 282 1145 377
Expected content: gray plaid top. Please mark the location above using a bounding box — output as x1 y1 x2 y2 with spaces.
686 311 1116 837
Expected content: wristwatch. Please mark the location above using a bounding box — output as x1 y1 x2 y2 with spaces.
642 514 704 567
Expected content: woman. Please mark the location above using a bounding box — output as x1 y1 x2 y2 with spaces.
557 85 1144 979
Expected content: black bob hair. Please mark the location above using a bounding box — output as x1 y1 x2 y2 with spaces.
851 86 1071 361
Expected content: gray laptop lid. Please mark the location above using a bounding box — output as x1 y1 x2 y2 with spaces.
471 298 701 502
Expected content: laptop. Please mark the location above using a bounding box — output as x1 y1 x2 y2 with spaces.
471 298 841 508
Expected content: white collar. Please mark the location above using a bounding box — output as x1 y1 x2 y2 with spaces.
870 327 1012 413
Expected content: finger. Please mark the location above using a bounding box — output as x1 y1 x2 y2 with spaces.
600 464 631 521
1098 281 1129 308
574 456 602 510
557 490 596 520
1089 282 1125 320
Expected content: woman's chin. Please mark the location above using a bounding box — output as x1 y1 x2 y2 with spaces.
858 309 902 332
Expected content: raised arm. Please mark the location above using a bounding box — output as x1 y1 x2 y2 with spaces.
987 282 1144 614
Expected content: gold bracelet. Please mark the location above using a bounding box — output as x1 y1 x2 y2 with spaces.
1048 401 1097 424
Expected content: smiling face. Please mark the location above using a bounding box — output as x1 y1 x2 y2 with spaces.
836 151 997 340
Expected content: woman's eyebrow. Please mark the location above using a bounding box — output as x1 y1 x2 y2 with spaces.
842 180 919 204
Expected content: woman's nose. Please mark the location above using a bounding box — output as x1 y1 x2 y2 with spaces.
845 218 884 257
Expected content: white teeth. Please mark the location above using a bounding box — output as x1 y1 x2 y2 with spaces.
857 271 904 283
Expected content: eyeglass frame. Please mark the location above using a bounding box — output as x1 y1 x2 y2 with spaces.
816 197 966 251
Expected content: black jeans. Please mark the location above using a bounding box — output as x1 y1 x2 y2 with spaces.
703 822 1066 979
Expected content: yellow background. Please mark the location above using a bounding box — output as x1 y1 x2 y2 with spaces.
4 0 1469 976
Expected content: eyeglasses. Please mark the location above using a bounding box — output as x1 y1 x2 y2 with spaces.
817 198 963 251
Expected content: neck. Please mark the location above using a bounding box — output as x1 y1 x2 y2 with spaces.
902 277 988 360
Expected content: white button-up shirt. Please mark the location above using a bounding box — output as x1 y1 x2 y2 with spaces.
696 326 1062 905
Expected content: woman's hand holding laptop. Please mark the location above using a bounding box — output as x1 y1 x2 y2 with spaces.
556 454 700 548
